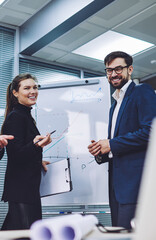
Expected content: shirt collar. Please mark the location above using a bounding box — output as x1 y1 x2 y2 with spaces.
112 79 132 101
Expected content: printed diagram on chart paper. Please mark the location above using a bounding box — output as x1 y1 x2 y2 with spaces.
70 87 103 103
32 78 110 205
33 86 106 171
38 110 96 171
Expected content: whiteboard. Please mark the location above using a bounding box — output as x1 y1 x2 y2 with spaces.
32 77 111 206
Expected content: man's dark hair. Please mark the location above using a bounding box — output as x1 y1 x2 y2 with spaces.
104 51 133 66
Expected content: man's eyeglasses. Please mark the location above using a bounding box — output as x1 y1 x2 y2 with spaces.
105 65 129 75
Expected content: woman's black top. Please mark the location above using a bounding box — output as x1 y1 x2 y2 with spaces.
0 148 4 160
2 103 42 204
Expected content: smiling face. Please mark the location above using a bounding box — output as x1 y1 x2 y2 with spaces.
13 78 38 107
106 57 133 89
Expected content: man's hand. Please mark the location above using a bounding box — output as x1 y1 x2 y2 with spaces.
98 139 111 154
0 135 14 148
88 139 111 156
88 140 101 156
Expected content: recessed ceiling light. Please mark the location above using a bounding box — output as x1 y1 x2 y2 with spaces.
73 30 154 61
151 60 156 64
0 0 6 5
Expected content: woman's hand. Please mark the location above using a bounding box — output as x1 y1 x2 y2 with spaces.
42 160 50 172
33 133 52 148
0 135 14 148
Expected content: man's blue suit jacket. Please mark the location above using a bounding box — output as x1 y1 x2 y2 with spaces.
98 81 156 204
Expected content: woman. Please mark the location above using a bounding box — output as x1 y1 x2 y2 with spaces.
1 73 51 230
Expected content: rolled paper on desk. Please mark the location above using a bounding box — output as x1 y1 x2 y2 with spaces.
30 214 98 240
30 214 82 240
60 215 98 240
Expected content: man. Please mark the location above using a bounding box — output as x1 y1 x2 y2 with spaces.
0 135 14 159
88 51 156 229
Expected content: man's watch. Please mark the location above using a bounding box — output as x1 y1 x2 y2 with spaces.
95 154 103 163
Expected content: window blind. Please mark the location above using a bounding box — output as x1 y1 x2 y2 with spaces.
0 26 15 228
19 58 81 84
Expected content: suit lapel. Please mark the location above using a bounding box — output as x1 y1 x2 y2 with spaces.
113 81 135 137
108 101 116 138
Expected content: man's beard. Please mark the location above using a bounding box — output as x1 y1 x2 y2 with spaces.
109 76 129 89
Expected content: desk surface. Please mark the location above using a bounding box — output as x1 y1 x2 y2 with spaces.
0 230 30 240
84 227 134 240
0 228 134 240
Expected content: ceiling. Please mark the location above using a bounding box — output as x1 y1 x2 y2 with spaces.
0 0 156 89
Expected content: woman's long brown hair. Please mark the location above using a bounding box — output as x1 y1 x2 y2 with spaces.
1 73 37 134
